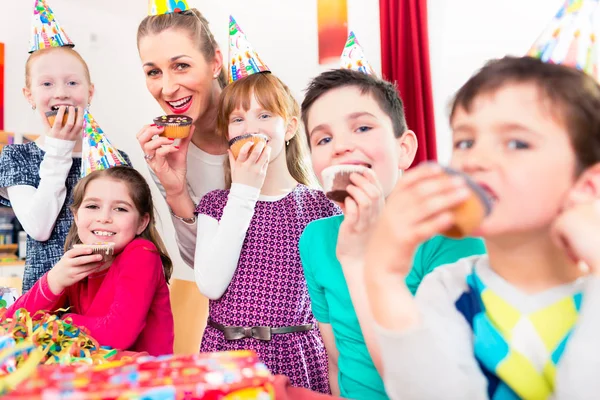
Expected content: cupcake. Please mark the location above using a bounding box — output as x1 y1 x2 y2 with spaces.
73 242 115 262
229 133 269 159
154 115 193 139
441 167 492 239
321 164 369 202
45 106 78 127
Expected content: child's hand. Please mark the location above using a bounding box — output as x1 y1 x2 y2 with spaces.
47 247 104 295
136 124 194 197
336 169 385 267
229 141 271 189
553 199 600 275
42 106 84 143
365 163 471 277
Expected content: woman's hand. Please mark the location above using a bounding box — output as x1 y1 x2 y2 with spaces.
136 124 194 197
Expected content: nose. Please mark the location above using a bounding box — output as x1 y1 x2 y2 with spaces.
54 83 69 99
332 133 355 157
245 118 261 134
161 71 179 97
96 207 112 224
458 141 493 174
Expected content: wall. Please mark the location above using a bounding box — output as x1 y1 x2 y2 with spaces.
0 0 381 280
428 0 564 163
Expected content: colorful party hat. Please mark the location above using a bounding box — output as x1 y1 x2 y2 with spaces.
528 0 600 80
228 16 270 83
148 0 189 16
81 111 128 177
29 0 74 53
340 31 376 75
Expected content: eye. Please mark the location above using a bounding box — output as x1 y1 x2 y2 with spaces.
115 207 128 212
67 81 79 86
146 69 160 77
259 113 272 120
84 204 99 210
42 82 52 87
174 63 190 71
507 139 529 150
454 139 474 150
231 117 243 123
316 137 332 146
355 126 372 133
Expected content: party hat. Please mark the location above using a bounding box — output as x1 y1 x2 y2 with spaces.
29 0 74 53
228 16 270 83
148 0 189 16
340 31 376 75
81 111 128 177
528 0 600 80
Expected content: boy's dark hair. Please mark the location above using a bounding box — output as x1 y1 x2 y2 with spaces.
451 56 600 172
301 69 408 146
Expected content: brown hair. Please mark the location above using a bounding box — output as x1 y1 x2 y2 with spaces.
450 56 600 172
64 166 173 283
217 72 316 188
137 8 227 88
25 47 92 88
301 68 408 146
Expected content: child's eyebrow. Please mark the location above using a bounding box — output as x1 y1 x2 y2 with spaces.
309 123 329 137
347 111 377 120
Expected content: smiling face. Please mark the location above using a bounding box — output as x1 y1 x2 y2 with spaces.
139 28 221 120
306 86 414 197
450 82 577 238
23 48 94 115
74 178 150 254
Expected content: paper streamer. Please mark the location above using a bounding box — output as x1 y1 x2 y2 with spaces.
0 308 118 395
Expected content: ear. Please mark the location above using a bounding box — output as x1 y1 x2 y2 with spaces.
284 116 299 142
23 87 35 109
565 163 600 207
87 83 95 106
212 48 224 78
136 213 151 236
396 130 418 170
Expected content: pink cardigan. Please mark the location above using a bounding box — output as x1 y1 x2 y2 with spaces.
7 238 174 356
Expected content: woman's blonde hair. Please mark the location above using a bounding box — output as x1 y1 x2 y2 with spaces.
217 73 316 188
64 166 173 283
137 8 227 88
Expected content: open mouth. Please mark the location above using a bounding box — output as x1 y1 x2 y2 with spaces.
92 230 115 237
50 104 75 111
166 96 192 111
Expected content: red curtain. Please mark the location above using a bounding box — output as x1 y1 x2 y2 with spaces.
379 0 437 166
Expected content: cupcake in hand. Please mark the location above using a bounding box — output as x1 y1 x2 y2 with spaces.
321 164 370 203
153 115 193 145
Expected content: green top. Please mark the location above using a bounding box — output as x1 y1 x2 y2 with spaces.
299 215 486 399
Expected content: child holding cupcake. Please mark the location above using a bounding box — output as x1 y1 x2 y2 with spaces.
188 19 339 393
0 1 130 293
8 166 174 356
366 56 600 399
299 65 486 398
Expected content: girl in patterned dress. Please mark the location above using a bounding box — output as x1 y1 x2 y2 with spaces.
0 42 129 293
191 72 340 393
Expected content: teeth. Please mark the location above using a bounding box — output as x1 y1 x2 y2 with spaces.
167 96 191 108
93 231 115 237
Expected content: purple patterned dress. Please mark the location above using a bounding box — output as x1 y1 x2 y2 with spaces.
196 185 340 393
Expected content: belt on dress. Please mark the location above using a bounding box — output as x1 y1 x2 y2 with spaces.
207 319 314 341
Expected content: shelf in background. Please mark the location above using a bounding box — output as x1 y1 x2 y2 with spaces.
0 244 17 252
0 260 24 267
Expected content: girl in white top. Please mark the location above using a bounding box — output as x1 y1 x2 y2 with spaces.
0 45 130 293
135 9 228 279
